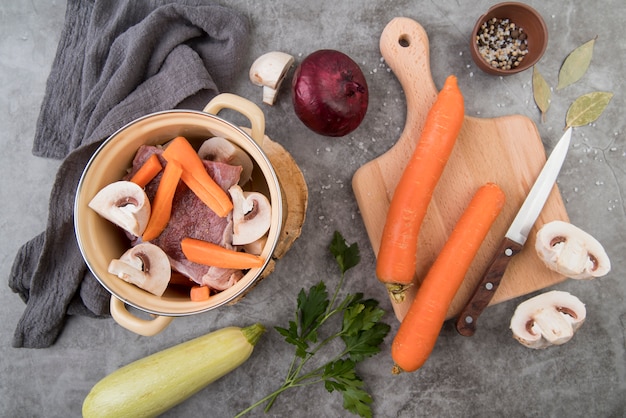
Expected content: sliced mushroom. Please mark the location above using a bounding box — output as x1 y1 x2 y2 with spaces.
510 290 586 349
228 185 272 246
88 180 151 237
243 235 268 256
535 220 611 279
198 137 254 186
249 51 294 105
108 242 171 297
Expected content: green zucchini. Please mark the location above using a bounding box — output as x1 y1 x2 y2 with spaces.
82 323 265 418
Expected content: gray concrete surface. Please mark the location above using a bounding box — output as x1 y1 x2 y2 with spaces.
1 1 624 417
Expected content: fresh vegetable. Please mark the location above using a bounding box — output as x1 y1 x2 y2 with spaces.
88 181 151 237
169 271 195 287
534 220 611 279
510 290 586 349
391 183 505 373
82 324 265 418
162 136 233 217
376 75 465 303
129 153 163 188
292 49 368 137
190 285 211 301
198 136 254 185
108 242 171 297
228 184 272 245
249 51 294 105
181 237 265 269
142 160 183 241
237 231 390 418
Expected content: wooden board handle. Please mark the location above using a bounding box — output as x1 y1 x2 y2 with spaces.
380 18 438 110
369 18 442 207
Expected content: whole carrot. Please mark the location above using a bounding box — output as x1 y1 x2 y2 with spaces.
376 75 465 303
391 183 505 374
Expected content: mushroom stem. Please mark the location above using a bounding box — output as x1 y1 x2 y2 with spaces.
249 51 294 105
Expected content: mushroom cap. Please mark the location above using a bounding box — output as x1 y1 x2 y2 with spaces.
108 242 171 297
249 51 294 89
249 51 294 105
88 180 151 237
198 137 254 186
510 290 586 349
535 220 611 279
228 185 272 246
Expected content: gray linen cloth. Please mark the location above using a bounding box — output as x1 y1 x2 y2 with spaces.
8 0 250 348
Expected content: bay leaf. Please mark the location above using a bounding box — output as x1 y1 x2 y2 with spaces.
557 37 596 90
532 66 551 123
565 91 613 128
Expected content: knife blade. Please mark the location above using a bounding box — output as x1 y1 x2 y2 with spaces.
455 128 572 336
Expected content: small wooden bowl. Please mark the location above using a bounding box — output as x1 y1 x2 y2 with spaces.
471 2 548 75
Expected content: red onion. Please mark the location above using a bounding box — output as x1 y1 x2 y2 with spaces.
291 49 368 137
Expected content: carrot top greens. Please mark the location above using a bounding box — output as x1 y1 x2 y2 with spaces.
237 231 390 418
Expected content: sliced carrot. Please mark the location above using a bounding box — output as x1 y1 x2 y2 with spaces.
376 75 465 303
142 161 183 241
190 285 211 301
181 237 265 270
178 170 231 216
129 153 163 188
162 136 233 217
169 272 195 287
391 183 505 374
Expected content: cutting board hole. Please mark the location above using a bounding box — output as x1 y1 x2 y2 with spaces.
398 35 410 48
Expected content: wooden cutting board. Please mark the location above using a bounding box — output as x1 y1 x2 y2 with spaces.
352 17 569 322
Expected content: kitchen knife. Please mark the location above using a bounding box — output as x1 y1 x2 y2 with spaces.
455 127 572 336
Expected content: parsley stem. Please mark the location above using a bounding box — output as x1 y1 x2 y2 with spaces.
234 384 291 417
328 271 346 313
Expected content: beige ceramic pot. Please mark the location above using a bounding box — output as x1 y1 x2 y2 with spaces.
74 93 283 336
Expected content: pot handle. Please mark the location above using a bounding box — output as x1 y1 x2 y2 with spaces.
203 93 266 146
110 296 174 336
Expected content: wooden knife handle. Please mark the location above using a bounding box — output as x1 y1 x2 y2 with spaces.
455 237 524 336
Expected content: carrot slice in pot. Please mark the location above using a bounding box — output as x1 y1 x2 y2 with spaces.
142 160 183 241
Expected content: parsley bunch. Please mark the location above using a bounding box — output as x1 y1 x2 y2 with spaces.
236 231 390 418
